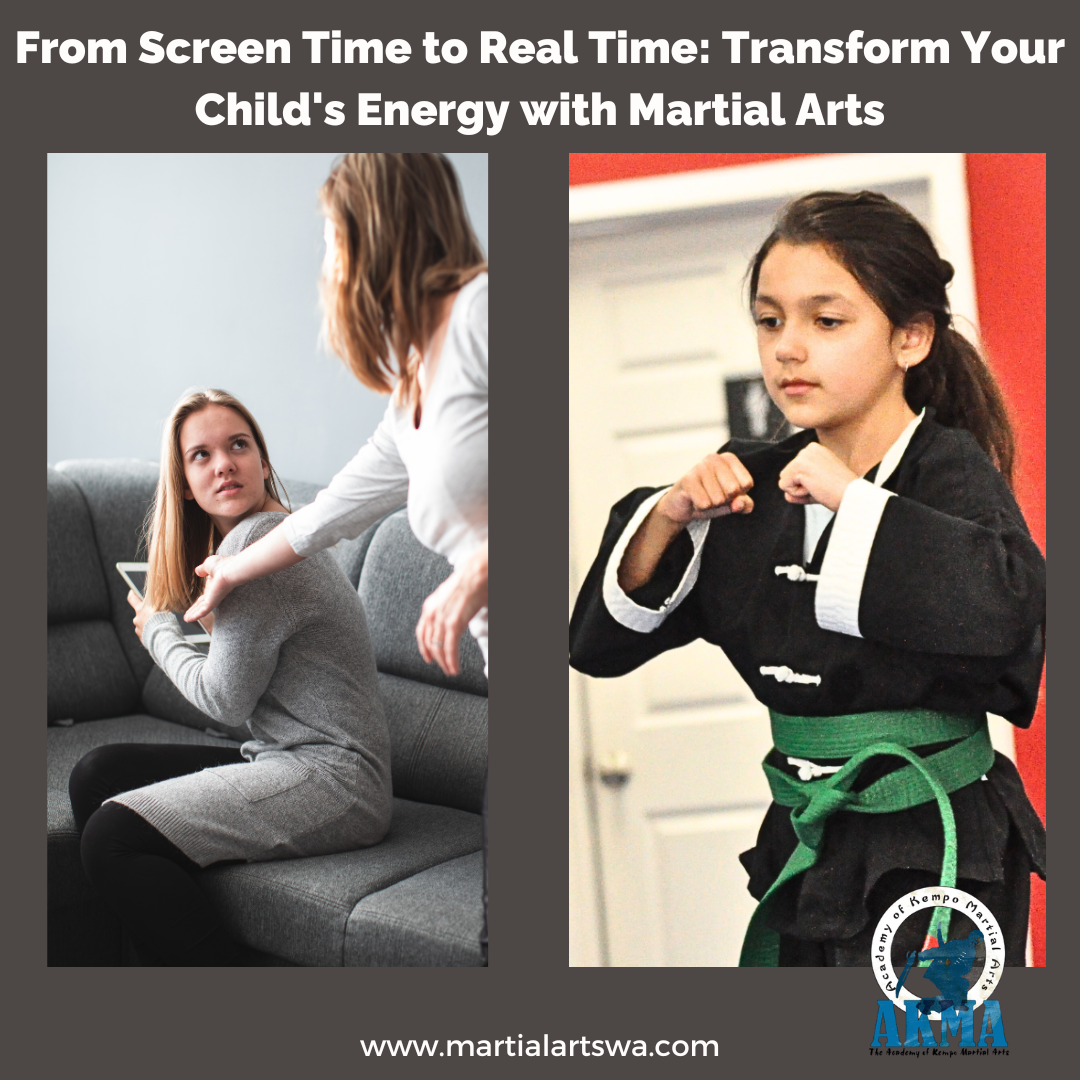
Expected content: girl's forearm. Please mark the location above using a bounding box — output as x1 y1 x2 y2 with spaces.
616 507 686 593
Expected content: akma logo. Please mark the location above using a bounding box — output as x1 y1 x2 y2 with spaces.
869 888 1009 1050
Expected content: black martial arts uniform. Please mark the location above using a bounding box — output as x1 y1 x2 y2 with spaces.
569 411 1045 966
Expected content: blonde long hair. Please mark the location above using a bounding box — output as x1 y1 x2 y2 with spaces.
143 389 288 612
318 153 486 407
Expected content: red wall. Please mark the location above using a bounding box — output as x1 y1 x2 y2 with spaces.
570 153 1047 966
965 154 1046 969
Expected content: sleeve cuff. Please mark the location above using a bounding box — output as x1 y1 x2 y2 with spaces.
602 489 710 633
279 510 316 558
277 489 405 558
142 610 183 655
814 479 894 637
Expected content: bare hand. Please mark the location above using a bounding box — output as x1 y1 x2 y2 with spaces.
656 452 755 525
127 589 155 642
416 542 488 677
185 554 235 623
778 443 858 511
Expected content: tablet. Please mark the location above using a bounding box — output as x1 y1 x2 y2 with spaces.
116 562 211 644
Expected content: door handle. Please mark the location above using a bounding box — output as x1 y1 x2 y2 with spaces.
596 752 632 789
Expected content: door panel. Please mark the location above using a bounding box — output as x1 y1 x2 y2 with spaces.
570 206 781 967
652 810 765 966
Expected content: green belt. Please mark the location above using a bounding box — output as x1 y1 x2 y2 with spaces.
738 708 995 967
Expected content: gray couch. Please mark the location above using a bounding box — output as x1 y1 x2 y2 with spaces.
47 460 487 966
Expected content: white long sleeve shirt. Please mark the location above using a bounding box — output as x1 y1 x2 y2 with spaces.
280 273 489 659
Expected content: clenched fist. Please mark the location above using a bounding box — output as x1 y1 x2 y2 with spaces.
655 452 755 525
778 442 859 511
617 451 754 593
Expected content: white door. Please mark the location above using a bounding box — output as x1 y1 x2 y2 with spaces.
569 205 781 966
568 162 967 966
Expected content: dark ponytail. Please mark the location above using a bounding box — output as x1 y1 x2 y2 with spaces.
748 191 1015 487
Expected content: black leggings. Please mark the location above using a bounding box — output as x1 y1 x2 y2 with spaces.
70 743 245 966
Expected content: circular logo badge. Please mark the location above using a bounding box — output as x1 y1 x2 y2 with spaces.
871 888 1005 1012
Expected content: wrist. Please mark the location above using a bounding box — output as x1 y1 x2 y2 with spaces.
218 554 247 590
142 609 172 640
649 499 689 539
469 549 488 602
829 476 858 512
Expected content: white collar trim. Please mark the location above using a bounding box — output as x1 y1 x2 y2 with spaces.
874 408 925 488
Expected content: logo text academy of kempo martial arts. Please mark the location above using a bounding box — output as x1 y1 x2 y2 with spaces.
869 888 1009 1050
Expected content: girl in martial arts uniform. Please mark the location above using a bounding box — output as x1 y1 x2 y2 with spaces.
569 191 1045 967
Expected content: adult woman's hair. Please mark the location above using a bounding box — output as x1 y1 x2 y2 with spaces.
747 190 1016 486
319 152 487 404
144 388 289 612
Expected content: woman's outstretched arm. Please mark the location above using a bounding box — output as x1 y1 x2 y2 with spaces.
184 523 303 623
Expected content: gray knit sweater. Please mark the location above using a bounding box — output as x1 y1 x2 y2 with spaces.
113 512 392 866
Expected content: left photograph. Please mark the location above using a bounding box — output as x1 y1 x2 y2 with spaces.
47 153 489 967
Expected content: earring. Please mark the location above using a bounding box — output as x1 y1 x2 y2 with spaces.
901 360 909 374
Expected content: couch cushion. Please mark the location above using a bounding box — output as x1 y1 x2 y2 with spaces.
360 510 487 697
344 851 484 966
48 467 111 623
199 797 482 966
48 622 142 724
48 467 143 724
55 460 162 688
379 673 486 814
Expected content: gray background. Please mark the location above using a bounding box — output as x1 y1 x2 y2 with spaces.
47 153 487 485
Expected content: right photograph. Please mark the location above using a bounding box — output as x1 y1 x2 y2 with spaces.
568 153 1046 975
